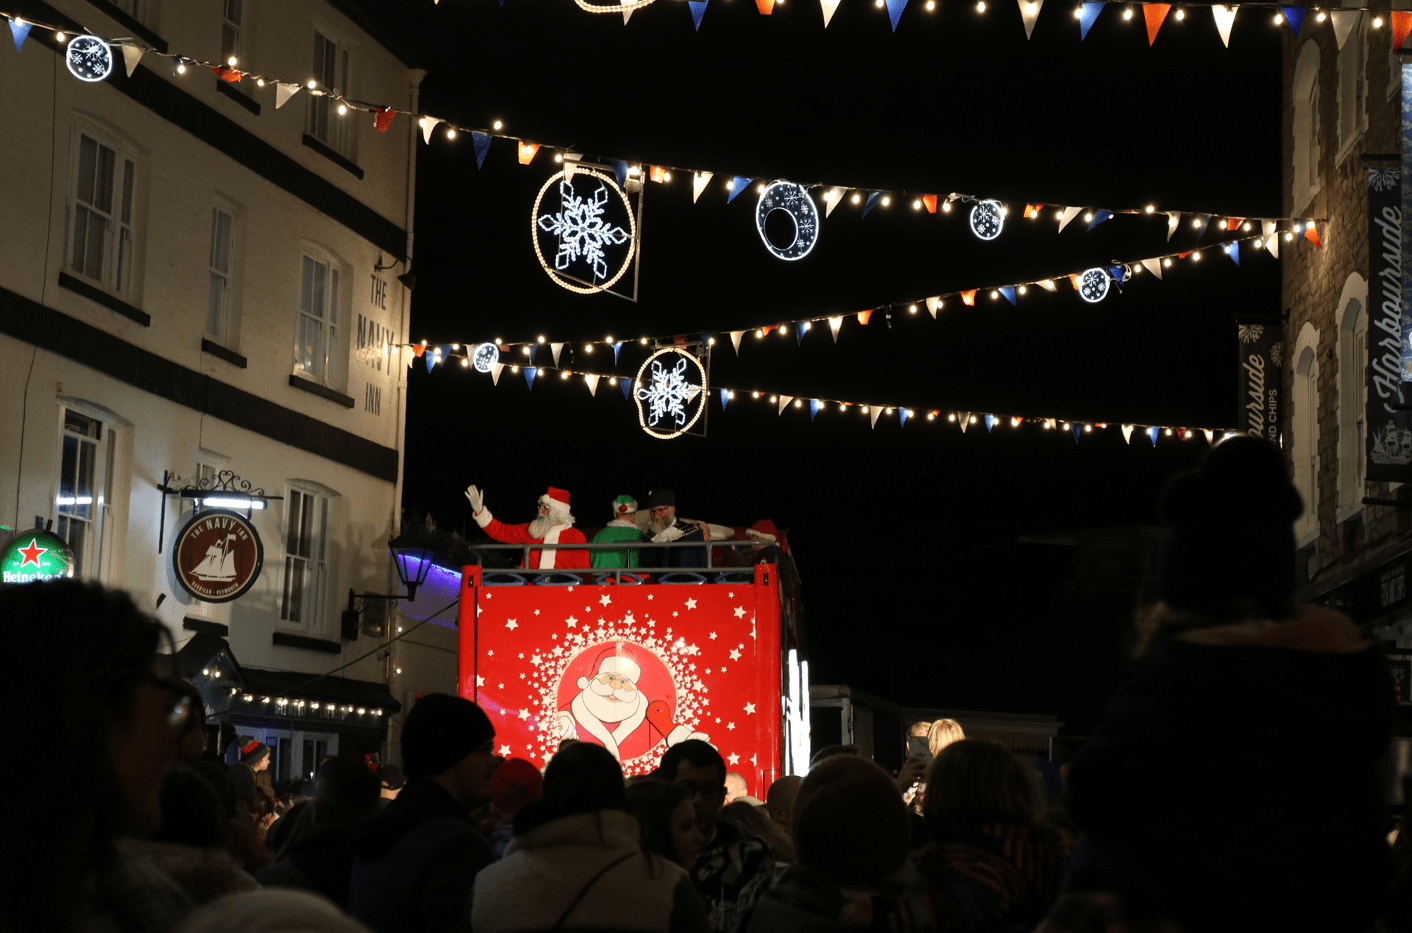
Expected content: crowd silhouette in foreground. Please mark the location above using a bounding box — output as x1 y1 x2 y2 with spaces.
5 438 1411 933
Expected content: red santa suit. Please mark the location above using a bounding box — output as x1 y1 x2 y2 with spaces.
473 486 590 570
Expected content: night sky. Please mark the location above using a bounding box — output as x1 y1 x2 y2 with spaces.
383 0 1284 731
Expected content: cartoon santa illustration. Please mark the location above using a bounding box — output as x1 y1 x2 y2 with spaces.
558 642 708 762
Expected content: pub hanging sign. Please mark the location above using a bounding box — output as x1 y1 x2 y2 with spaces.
173 509 264 603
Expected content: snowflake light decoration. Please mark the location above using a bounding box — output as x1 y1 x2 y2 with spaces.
1078 268 1111 304
969 199 1005 241
1238 324 1265 343
531 169 637 295
756 181 820 261
471 343 499 373
634 347 706 440
66 35 114 82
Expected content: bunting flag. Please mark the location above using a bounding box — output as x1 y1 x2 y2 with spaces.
862 190 883 217
1148 426 1159 446
621 378 632 401
925 296 941 318
1143 3 1170 45
870 407 883 429
922 194 938 214
421 117 443 145
819 0 841 27
1211 4 1237 47
1072 422 1082 442
274 82 301 109
857 309 873 325
1394 11 1412 51
961 289 977 306
1018 0 1043 39
1035 279 1057 291
473 132 492 169
1087 209 1114 231
610 160 629 187
551 342 565 366
730 331 744 354
1078 2 1103 39
999 286 1017 305
517 141 540 165
490 362 504 385
1058 206 1083 233
1122 424 1134 444
1024 203 1044 219
777 395 794 414
727 176 751 204
1303 223 1324 248
562 152 581 181
720 388 729 409
612 341 623 363
959 413 970 433
1140 257 1163 279
374 108 396 133
1330 9 1358 49
8 16 31 52
796 322 808 344
621 0 634 24
829 317 843 341
985 414 997 432
688 0 708 29
886 0 909 32
756 0 775 13
692 171 713 203
1167 211 1181 240
810 399 822 421
525 367 537 390
823 187 845 217
212 65 241 83
1203 428 1215 445
1281 6 1304 38
899 407 909 427
1223 242 1240 265
585 373 600 395
1193 214 1211 239
526 344 538 366
649 164 667 182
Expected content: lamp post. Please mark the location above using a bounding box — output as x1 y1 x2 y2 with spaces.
341 532 437 640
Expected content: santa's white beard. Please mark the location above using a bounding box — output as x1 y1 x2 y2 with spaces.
649 514 673 535
527 516 554 538
580 679 643 724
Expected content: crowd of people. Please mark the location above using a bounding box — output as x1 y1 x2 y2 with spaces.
6 436 1412 933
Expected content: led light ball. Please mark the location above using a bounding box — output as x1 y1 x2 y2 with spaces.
1078 268 1110 303
471 343 499 373
66 35 114 82
969 199 1004 241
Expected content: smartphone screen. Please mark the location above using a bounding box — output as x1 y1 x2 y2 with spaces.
907 735 932 765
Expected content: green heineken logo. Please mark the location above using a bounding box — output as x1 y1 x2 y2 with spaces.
0 531 75 584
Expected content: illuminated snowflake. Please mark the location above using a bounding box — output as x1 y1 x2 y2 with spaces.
1370 168 1401 192
636 357 702 429
1238 324 1264 343
537 180 630 281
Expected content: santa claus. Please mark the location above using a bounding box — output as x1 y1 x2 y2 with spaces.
464 484 590 570
558 643 708 762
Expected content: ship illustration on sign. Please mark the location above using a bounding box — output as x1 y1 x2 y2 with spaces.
190 534 240 582
1372 423 1412 465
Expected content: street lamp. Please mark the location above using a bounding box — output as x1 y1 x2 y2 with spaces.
340 533 436 640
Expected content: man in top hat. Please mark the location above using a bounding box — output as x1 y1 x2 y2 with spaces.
463 484 589 570
638 490 707 569
590 494 642 570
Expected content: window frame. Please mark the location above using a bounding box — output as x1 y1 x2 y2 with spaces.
1336 20 1369 162
1336 275 1370 521
206 204 235 342
294 248 346 388
53 405 117 582
308 29 357 161
279 484 332 637
1291 41 1323 215
1292 324 1322 547
67 128 141 298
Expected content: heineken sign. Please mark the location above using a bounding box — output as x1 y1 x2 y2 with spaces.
173 509 264 603
1 531 75 584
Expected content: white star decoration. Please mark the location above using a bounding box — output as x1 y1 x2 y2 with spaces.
709 632 717 640
566 616 577 628
600 594 612 606
729 648 742 661
534 610 540 615
744 702 756 715
505 619 518 631
727 722 736 731
685 598 697 610
499 744 511 756
476 675 485 686
728 752 740 765
751 754 758 766
518 709 530 720
733 607 746 618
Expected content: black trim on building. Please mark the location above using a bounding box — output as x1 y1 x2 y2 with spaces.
183 617 231 637
289 374 356 408
58 273 150 326
14 0 406 259
215 79 261 116
201 338 248 368
272 632 342 654
302 135 365 180
78 0 168 53
0 289 399 483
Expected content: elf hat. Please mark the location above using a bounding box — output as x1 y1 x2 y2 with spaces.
237 735 270 764
613 495 638 516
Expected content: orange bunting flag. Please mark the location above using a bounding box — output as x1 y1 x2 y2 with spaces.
1178 251 1192 259
922 194 938 214
1143 4 1170 45
374 108 396 133
756 0 775 11
649 165 667 183
857 309 873 325
1024 203 1044 219
412 344 427 358
1304 224 1324 248
960 290 977 307
1394 10 1412 51
1068 273 1082 290
210 65 242 83
517 141 540 165
1226 217 1244 231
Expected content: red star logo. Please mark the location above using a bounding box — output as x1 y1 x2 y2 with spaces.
17 538 47 568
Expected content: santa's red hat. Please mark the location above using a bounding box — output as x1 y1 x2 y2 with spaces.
545 487 571 505
593 643 641 684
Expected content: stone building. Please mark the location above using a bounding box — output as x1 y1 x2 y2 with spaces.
1282 14 1412 702
0 0 454 777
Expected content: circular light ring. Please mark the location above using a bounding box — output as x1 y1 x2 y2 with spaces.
573 0 661 9
472 342 500 372
531 168 637 295
969 199 1005 241
633 347 707 440
1078 267 1111 303
755 181 820 261
66 35 114 82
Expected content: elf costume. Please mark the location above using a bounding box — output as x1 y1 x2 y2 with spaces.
591 495 641 570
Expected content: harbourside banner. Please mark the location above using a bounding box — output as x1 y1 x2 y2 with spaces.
1236 318 1281 444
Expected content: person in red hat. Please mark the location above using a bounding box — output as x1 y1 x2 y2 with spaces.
463 484 590 570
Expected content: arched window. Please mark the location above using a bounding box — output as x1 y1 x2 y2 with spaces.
1292 41 1322 214
1292 323 1321 544
1336 274 1369 518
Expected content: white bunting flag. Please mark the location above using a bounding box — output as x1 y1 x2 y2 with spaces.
563 152 582 182
692 171 713 203
1140 257 1163 279
820 0 842 27
778 395 794 415
275 82 302 110
1203 428 1215 446
1057 206 1083 233
1035 279 1057 292
551 343 565 366
828 316 843 342
925 296 941 318
621 0 634 23
870 407 883 429
1330 10 1358 49
823 187 845 217
120 41 145 78
585 374 600 396
1167 212 1181 240
1121 424 1134 444
1211 5 1237 48
420 117 443 145
1018 0 1044 38
1045 418 1056 430
1266 234 1279 259
959 413 971 433
729 330 744 354
490 362 504 385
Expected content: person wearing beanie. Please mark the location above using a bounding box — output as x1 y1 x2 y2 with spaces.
1060 436 1394 933
228 735 274 819
463 483 590 570
590 494 642 570
348 694 498 933
482 758 543 859
638 490 707 569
